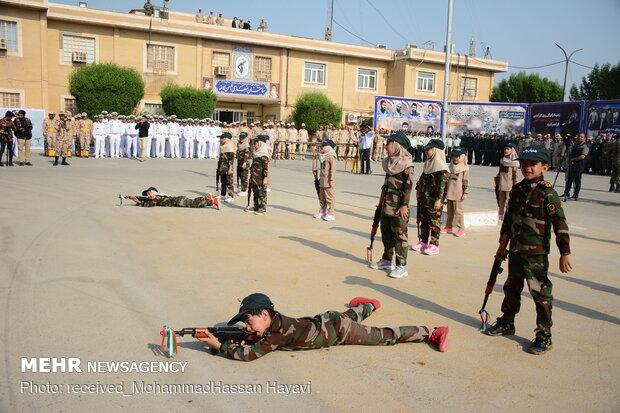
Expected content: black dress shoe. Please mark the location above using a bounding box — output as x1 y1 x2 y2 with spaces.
19 162 24 166
26 162 32 166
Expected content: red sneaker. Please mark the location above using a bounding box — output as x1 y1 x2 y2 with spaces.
205 193 213 202
429 327 449 352
348 297 381 311
213 197 220 210
440 227 452 234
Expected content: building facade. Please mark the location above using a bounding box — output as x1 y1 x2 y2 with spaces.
0 0 508 123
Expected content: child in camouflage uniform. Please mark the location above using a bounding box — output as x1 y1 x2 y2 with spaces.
127 187 219 209
247 135 270 215
217 132 236 202
369 132 415 278
486 146 572 355
197 293 449 361
236 132 250 196
412 140 449 256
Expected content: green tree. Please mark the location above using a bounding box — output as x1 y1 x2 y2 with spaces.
569 62 620 101
160 83 218 119
69 63 145 117
491 72 563 103
291 92 342 134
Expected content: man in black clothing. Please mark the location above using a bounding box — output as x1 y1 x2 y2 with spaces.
14 110 33 166
243 20 251 30
563 133 589 200
0 111 16 167
135 115 150 161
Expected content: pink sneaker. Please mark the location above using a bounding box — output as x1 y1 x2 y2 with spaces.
411 242 427 251
423 244 440 255
205 193 213 202
429 327 449 352
212 197 220 210
454 229 466 237
313 213 325 219
322 214 335 221
440 227 452 234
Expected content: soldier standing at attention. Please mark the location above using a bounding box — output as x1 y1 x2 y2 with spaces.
369 132 415 279
286 122 298 160
276 122 287 160
315 125 324 143
43 112 58 156
247 135 270 215
236 132 251 196
217 132 236 202
486 146 572 355
77 113 93 158
298 123 309 160
53 112 71 166
313 139 337 221
196 293 448 361
496 142 519 219
411 140 449 256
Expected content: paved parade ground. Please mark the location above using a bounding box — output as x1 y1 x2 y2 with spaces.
1 152 619 413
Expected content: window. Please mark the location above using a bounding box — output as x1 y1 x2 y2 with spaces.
0 92 20 107
304 62 325 84
62 34 95 63
357 68 376 90
0 20 18 52
460 77 478 98
143 103 165 116
255 56 271 81
212 52 230 75
417 71 435 92
64 98 78 115
147 44 175 72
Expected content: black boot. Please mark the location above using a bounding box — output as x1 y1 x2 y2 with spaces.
527 331 552 355
486 318 516 336
61 157 70 166
53 156 59 166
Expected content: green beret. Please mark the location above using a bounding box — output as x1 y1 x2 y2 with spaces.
518 146 550 164
423 139 445 150
218 132 232 139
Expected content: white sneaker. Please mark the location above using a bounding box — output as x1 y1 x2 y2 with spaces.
322 214 335 221
370 259 395 270
388 265 409 278
313 213 325 219
266 188 272 192
237 191 248 196
224 197 234 203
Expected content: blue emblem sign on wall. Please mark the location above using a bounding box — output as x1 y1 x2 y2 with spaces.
234 54 251 79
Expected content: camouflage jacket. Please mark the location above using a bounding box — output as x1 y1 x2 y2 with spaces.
500 176 570 256
250 156 269 186
220 311 340 361
236 148 250 169
217 152 235 174
381 166 414 216
139 196 183 208
416 171 448 206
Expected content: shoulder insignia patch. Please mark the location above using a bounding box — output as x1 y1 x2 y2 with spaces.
539 180 552 188
547 203 557 214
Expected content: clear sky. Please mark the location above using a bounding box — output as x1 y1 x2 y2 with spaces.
55 0 620 98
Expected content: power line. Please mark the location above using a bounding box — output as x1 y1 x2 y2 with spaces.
571 61 596 70
332 19 376 46
365 0 411 45
509 60 565 69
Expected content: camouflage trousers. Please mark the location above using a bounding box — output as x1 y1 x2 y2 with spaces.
161 196 214 208
250 184 267 212
237 167 249 192
419 204 443 246
610 165 620 188
317 303 430 347
53 136 72 156
218 173 235 197
499 252 553 333
380 215 409 266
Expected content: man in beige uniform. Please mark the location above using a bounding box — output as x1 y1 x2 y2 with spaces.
206 11 215 24
53 112 72 165
266 122 277 157
315 125 324 143
78 112 93 157
287 122 298 160
43 112 58 156
240 122 250 138
251 121 262 139
298 123 309 160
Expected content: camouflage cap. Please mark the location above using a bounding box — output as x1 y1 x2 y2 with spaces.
518 145 550 164
227 293 274 326
218 132 232 139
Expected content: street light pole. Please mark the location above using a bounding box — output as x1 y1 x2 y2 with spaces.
441 0 454 140
555 43 583 101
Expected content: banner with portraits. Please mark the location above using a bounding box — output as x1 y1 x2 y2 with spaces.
446 102 527 136
585 100 620 136
374 95 442 134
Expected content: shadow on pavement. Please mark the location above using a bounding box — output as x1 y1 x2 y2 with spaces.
570 233 620 246
552 273 620 296
280 235 365 264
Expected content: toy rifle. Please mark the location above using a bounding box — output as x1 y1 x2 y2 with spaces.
118 194 149 205
246 184 253 210
366 188 386 263
216 171 220 193
493 175 500 206
160 325 261 357
478 232 510 331
416 181 423 241
312 153 320 198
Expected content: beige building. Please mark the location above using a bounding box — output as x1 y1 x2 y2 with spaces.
0 0 507 123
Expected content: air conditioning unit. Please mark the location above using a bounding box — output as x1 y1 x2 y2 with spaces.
72 52 88 63
347 113 360 123
214 66 229 76
0 38 8 51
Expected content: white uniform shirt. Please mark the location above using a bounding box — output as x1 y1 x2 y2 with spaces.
93 122 108 136
126 122 137 136
359 131 374 150
167 122 180 137
107 119 122 134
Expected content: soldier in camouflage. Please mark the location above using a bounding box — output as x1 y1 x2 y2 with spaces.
196 293 449 361
412 139 449 256
127 187 219 209
247 135 270 215
486 146 572 355
369 132 415 278
236 132 251 196
217 132 236 201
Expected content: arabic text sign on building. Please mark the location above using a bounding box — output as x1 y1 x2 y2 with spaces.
203 78 279 100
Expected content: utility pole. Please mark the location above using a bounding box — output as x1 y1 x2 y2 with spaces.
441 0 454 140
555 43 583 101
